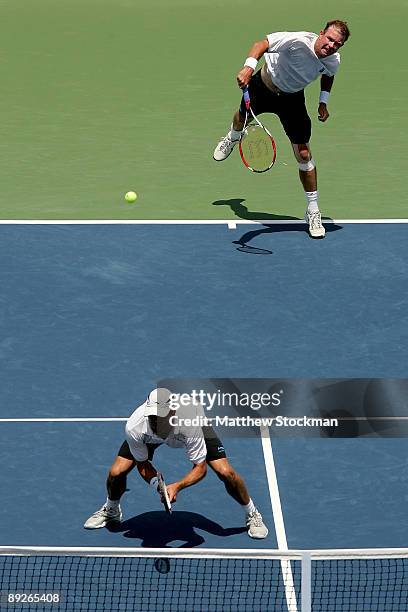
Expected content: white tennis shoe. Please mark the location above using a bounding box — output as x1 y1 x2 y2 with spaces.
246 509 268 539
213 134 239 161
305 209 326 238
84 505 122 529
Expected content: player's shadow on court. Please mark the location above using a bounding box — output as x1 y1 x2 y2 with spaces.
212 198 342 254
212 198 301 222
107 511 246 548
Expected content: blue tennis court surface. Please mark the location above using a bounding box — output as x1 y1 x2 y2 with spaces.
0 223 407 551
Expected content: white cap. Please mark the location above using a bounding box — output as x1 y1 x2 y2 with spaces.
144 388 173 417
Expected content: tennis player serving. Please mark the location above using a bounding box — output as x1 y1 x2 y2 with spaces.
84 388 268 539
213 20 350 238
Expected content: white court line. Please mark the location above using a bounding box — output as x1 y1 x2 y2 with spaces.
0 418 127 422
1 416 407 423
0 219 407 225
0 415 408 424
0 415 408 423
260 424 298 612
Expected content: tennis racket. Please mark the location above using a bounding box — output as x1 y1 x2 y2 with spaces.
157 472 172 514
239 86 277 173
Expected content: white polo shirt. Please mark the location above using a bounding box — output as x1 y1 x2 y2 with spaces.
263 31 341 93
125 401 207 465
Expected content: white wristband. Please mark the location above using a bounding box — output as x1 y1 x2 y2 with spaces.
244 57 258 71
149 476 159 490
319 90 330 105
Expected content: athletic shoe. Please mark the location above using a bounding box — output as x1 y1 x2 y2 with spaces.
83 505 122 529
246 509 268 539
305 209 325 238
213 134 239 161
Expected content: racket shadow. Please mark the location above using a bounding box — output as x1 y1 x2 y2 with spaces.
107 510 246 548
232 240 273 255
232 222 342 255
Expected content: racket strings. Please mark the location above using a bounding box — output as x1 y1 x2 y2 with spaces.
240 125 276 172
248 138 272 160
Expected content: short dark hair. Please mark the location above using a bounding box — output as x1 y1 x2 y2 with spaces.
324 20 350 42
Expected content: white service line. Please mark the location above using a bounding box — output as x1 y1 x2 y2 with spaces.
260 424 299 612
1 416 405 423
0 418 127 422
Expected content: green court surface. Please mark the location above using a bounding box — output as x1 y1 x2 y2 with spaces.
1 0 406 220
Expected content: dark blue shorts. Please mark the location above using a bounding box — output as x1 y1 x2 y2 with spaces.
239 70 312 144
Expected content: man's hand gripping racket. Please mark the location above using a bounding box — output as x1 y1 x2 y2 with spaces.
239 86 277 173
157 472 172 514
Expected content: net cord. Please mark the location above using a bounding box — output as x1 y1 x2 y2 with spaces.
1 546 408 559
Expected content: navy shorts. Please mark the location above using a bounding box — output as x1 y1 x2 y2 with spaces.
118 426 227 463
239 70 312 144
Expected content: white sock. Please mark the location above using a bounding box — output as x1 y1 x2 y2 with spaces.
105 498 119 511
228 124 242 141
305 190 319 213
243 498 256 516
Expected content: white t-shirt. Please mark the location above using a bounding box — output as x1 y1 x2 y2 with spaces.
263 31 340 93
125 400 207 465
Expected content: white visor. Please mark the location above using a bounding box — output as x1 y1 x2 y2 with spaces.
144 388 172 417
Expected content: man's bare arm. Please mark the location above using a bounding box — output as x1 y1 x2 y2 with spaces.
166 462 207 503
236 38 269 88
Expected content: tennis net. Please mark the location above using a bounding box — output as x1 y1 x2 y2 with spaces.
0 546 407 611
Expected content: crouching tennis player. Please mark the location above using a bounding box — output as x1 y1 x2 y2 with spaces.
84 388 268 539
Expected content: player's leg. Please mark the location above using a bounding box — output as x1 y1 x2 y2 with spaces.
278 91 325 238
203 428 268 539
84 441 136 529
292 142 317 192
213 109 245 161
207 457 249 504
213 71 268 161
291 142 325 238
107 455 135 500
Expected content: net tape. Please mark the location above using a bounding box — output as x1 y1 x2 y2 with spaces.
1 547 408 612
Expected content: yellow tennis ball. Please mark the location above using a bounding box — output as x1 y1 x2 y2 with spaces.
125 191 137 203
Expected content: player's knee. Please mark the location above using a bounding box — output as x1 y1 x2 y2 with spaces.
109 460 131 479
214 464 236 483
293 145 315 171
108 466 124 480
292 143 309 159
295 144 311 161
